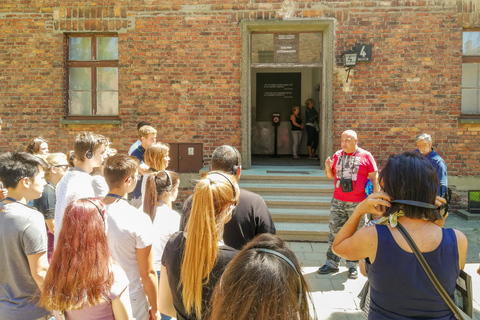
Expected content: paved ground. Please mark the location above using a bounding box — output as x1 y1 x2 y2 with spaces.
289 213 480 319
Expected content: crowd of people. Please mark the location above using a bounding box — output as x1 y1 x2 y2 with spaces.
0 123 478 320
0 125 314 320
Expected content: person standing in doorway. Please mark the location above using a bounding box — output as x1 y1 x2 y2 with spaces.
305 99 319 160
290 106 304 160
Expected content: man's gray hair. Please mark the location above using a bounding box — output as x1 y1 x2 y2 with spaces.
415 133 432 143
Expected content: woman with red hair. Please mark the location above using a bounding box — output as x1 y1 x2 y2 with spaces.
41 198 133 320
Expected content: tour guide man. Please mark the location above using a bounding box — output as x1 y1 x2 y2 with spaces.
318 130 379 279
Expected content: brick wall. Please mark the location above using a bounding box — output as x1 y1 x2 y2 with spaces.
1 0 480 208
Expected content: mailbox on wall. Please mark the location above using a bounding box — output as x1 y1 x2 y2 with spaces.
166 143 203 173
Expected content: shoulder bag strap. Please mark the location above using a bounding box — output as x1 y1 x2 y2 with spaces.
396 222 464 320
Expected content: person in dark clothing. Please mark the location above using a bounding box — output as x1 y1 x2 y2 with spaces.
33 153 69 262
179 145 276 250
159 172 239 320
332 152 467 319
130 125 157 208
305 98 319 160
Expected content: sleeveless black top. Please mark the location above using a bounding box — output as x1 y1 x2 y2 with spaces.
290 115 303 131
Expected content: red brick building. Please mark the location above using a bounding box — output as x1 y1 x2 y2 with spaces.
1 0 479 209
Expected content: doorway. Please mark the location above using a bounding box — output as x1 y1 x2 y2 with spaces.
240 20 335 169
251 68 321 166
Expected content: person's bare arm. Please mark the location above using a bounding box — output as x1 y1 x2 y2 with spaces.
368 171 379 193
290 114 303 129
45 218 54 234
27 252 49 292
136 246 160 320
359 259 367 277
453 229 468 270
325 157 335 179
112 287 133 320
332 192 391 262
158 265 176 317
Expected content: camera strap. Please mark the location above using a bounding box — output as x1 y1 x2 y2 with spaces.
341 148 359 184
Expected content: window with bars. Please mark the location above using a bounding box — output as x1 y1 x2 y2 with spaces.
66 33 119 118
462 31 480 115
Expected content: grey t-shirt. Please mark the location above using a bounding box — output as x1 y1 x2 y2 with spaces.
0 202 49 320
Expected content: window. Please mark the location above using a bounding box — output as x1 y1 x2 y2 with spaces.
66 33 118 118
462 31 480 115
251 32 323 66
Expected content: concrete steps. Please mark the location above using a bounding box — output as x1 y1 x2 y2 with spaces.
239 166 332 242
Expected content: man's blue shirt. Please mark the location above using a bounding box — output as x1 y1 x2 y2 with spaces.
415 148 447 195
131 145 145 199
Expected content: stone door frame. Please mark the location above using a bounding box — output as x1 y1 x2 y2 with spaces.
240 19 335 169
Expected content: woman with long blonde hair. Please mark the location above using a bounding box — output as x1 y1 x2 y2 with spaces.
158 172 239 320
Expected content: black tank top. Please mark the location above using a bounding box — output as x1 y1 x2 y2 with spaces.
291 115 303 131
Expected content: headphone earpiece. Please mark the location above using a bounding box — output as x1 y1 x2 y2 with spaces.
163 170 172 192
230 146 241 176
85 136 95 159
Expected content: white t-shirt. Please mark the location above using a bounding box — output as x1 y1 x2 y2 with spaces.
105 199 154 299
140 172 152 205
91 175 109 199
152 204 180 271
54 170 95 248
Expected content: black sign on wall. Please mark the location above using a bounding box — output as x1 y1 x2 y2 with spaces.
256 73 301 122
354 44 372 62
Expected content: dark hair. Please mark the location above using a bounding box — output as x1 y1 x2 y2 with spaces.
74 132 107 162
67 150 76 167
104 154 139 189
209 233 314 320
379 151 439 221
143 170 179 221
305 98 314 107
137 121 151 131
211 145 241 176
25 137 48 155
0 152 47 188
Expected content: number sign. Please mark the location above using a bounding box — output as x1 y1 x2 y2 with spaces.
354 44 372 62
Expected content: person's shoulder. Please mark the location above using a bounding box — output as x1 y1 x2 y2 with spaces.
68 170 93 184
218 244 239 260
165 231 185 250
430 149 446 163
357 147 372 155
5 203 44 223
108 200 145 217
239 188 262 200
131 148 142 158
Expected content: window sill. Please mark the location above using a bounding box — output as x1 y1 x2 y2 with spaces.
60 117 123 126
458 115 480 124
